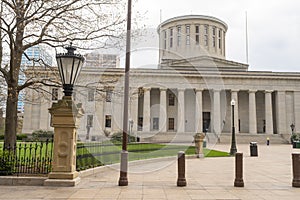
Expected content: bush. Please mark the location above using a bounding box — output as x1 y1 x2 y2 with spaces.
17 134 28 141
291 133 300 143
110 131 136 143
0 149 14 176
32 130 54 141
0 134 27 141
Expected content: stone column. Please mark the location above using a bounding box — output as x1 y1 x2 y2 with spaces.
177 88 185 132
265 90 274 134
249 90 257 134
195 89 203 133
45 96 84 186
276 91 287 134
159 88 167 132
231 90 239 134
143 87 151 132
294 91 300 133
213 89 221 136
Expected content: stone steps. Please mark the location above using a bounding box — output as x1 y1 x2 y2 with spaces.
139 132 291 144
218 133 290 144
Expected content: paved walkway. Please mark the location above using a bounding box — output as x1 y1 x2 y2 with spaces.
1 144 300 199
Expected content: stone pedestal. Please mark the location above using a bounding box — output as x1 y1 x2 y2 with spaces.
44 96 84 187
194 133 205 158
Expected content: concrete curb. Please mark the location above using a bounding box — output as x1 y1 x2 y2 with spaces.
0 153 203 186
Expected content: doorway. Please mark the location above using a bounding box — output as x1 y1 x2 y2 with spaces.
203 112 211 132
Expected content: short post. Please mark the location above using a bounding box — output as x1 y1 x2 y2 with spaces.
234 153 244 187
177 151 187 187
194 133 205 158
292 153 300 187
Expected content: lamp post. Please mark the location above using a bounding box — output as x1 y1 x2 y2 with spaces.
291 123 295 134
118 0 132 186
230 99 237 155
45 44 85 186
56 45 85 96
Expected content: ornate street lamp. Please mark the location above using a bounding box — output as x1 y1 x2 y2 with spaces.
46 44 85 186
56 45 85 96
230 99 237 155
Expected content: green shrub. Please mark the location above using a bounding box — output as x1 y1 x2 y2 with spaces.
16 134 28 141
0 149 14 176
0 134 4 140
110 131 136 143
291 133 300 143
32 130 54 141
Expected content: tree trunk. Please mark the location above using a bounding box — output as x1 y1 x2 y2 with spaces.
4 85 19 150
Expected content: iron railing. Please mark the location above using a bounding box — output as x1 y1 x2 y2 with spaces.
0 139 53 176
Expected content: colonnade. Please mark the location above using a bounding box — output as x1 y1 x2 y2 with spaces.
132 87 291 135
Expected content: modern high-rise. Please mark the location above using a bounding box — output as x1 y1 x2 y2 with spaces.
19 45 53 113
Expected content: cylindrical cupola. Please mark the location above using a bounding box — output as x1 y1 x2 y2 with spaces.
157 15 228 63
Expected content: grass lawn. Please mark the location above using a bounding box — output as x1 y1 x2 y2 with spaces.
0 141 53 157
76 142 230 170
1 141 230 172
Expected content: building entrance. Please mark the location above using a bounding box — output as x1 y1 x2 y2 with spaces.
203 112 211 132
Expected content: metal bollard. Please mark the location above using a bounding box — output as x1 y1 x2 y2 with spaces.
177 151 187 187
234 153 244 187
292 153 300 187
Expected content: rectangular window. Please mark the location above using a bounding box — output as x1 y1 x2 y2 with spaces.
153 118 159 130
218 30 222 49
105 115 111 128
163 30 167 49
87 115 93 127
73 91 76 101
88 89 94 101
204 25 209 46
186 25 190 45
52 88 58 101
169 28 173 48
195 25 200 45
168 118 175 130
205 25 209 34
168 93 175 106
138 117 143 131
177 26 181 46
106 90 112 102
212 27 216 47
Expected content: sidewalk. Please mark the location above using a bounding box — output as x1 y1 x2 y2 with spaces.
0 144 300 199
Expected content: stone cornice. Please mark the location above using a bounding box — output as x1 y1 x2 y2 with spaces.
80 67 300 81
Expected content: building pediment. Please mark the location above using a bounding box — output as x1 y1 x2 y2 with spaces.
160 56 249 72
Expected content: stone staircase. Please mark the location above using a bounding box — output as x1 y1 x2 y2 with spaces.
218 133 291 144
139 132 291 144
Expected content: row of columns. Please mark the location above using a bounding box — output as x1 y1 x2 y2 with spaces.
139 87 276 134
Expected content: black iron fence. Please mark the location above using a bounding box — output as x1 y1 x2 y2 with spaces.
1 141 192 176
0 139 53 176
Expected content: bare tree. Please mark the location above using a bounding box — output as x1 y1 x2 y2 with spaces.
0 0 133 149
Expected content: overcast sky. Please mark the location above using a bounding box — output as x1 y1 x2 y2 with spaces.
129 0 300 72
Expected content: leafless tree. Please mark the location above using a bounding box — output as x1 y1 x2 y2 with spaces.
0 0 136 149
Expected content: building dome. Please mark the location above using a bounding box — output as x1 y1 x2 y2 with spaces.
157 15 228 63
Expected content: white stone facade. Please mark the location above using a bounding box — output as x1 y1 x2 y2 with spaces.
22 15 300 142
